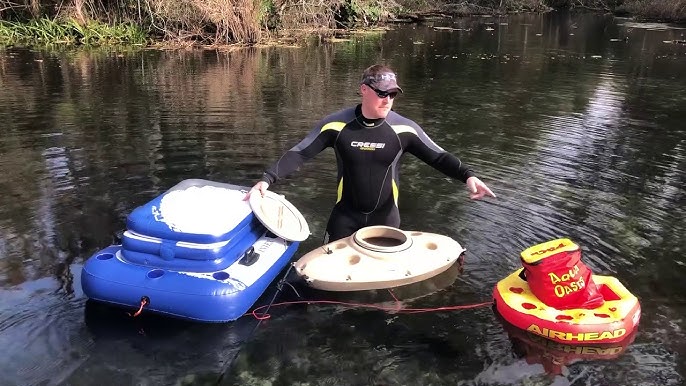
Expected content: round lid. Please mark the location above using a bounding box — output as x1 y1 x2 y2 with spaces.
248 190 310 242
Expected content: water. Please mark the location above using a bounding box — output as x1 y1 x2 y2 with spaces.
1 12 685 386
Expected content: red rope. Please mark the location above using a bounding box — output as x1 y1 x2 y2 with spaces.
128 297 149 317
248 290 493 320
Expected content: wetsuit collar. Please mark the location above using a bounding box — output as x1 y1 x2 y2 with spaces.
355 104 386 128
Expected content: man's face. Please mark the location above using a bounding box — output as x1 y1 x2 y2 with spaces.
360 84 398 119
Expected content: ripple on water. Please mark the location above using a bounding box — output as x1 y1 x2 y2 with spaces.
0 275 93 386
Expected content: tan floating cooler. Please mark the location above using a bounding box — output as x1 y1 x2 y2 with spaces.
294 225 465 291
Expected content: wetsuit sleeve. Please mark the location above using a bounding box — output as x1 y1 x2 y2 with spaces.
399 123 476 183
261 122 340 185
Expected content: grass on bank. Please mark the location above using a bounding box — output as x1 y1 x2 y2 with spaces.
0 0 396 47
0 18 147 46
0 0 684 47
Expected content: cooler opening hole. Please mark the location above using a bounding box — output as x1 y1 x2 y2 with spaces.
96 253 114 260
363 236 405 247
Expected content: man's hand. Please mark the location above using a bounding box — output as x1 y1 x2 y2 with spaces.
466 176 496 200
243 181 269 201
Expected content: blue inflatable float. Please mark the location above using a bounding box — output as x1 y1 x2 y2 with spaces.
81 179 310 322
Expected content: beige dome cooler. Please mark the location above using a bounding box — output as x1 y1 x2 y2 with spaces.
294 226 465 291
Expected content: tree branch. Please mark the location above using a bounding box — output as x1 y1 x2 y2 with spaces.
0 1 25 13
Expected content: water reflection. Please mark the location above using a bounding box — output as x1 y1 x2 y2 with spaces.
496 312 638 376
0 11 685 386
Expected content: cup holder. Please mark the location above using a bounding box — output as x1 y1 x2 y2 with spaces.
147 269 164 279
213 272 230 281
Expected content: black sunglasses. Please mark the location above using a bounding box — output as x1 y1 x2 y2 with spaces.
366 84 399 99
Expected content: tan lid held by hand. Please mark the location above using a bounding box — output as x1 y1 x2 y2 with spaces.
248 190 310 242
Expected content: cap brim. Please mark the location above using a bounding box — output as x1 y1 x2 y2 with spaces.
374 80 403 93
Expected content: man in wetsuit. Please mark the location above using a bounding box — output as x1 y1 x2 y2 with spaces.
245 64 496 242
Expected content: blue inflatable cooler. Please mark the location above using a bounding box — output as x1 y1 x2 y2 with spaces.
81 179 308 322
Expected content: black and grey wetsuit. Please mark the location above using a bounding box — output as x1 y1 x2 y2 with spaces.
261 105 475 241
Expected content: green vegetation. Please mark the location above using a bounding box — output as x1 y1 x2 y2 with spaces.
0 18 146 46
0 0 684 47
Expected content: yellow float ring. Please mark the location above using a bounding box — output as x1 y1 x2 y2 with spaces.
493 269 641 344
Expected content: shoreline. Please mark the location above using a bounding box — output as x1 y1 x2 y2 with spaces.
1 9 685 50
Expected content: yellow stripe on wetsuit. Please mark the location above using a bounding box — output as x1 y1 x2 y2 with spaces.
324 121 345 203
391 125 418 136
322 122 346 132
337 177 344 203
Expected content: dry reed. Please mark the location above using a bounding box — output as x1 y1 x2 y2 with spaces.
619 0 686 21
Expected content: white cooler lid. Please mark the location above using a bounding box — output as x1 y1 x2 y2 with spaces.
248 190 310 242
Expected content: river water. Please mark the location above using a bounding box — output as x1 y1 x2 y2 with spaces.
0 11 684 386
